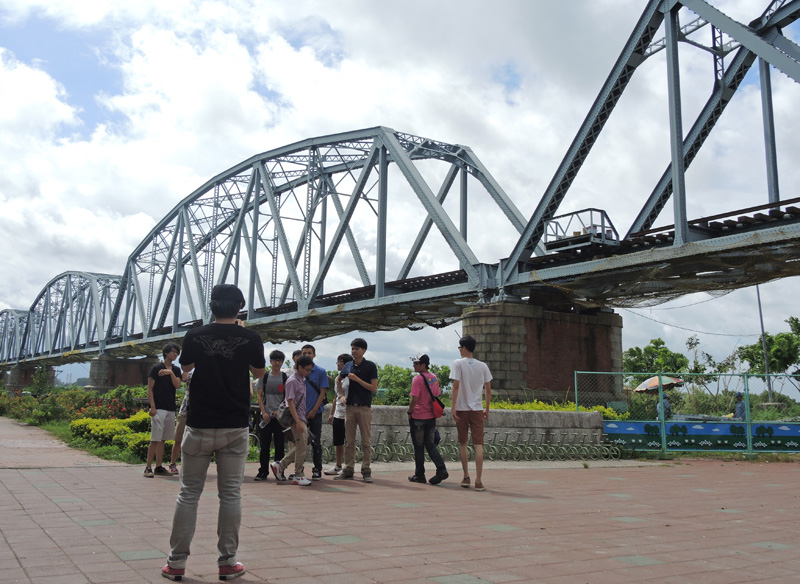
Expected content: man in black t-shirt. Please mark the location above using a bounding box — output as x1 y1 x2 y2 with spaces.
334 337 378 483
162 284 266 583
144 343 182 478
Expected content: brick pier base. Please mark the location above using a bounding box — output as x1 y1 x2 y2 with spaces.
461 302 622 402
88 354 159 392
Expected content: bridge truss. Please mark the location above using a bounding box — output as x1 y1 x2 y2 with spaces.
2 0 800 367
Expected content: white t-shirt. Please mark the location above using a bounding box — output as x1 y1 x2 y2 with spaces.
334 376 349 419
451 357 492 411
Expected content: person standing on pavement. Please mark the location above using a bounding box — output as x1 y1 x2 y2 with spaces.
144 343 182 478
300 344 329 481
161 284 266 582
271 355 315 486
325 353 353 475
254 350 288 481
734 392 746 420
407 354 448 485
335 337 378 483
451 335 492 492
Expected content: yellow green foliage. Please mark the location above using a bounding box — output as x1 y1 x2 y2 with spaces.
69 418 132 446
492 399 630 420
123 410 152 433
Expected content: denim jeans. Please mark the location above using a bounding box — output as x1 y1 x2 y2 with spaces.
167 426 249 569
410 417 446 478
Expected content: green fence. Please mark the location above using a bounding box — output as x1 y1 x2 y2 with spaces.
575 371 800 454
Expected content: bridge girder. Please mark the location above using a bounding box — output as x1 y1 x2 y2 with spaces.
5 272 122 367
106 127 525 348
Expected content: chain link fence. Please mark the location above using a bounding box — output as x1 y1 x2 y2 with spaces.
575 372 800 454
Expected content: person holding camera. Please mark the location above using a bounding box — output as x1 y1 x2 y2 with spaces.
162 284 266 582
254 350 288 481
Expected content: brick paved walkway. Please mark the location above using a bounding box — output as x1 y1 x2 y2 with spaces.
1 416 799 583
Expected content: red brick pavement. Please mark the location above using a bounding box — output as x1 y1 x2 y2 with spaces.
1 416 799 583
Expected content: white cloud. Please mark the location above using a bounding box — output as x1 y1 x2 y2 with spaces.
0 0 798 374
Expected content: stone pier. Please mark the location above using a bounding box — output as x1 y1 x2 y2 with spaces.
88 354 160 392
461 301 623 402
6 365 56 393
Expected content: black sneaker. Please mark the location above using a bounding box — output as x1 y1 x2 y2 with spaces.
254 470 268 481
154 466 169 476
334 471 354 480
408 474 426 483
311 469 322 481
429 470 449 485
144 467 154 478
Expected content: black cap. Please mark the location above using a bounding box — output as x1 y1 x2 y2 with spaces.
211 284 246 308
412 354 430 366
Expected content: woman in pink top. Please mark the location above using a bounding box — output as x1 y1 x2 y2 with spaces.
406 354 448 485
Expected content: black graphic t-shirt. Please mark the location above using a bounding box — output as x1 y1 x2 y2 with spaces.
180 322 266 428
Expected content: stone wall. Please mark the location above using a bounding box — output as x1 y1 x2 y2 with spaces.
313 405 604 447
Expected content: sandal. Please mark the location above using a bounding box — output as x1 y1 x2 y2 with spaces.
460 477 470 488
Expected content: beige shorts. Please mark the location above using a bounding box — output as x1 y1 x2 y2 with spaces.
150 410 176 442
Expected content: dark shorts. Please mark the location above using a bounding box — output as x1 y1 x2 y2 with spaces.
455 410 485 445
332 417 346 446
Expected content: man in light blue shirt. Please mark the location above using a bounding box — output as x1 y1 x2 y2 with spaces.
301 344 329 481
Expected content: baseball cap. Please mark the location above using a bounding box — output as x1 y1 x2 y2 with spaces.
412 354 430 366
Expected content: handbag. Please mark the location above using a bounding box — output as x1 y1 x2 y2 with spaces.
421 373 445 419
276 400 294 428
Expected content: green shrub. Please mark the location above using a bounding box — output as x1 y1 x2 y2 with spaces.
123 410 152 433
492 398 630 421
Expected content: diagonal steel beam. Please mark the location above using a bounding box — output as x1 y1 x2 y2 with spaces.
381 131 481 283
683 0 800 82
306 143 380 305
502 0 665 283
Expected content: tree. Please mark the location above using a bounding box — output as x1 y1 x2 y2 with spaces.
623 338 689 385
737 317 800 375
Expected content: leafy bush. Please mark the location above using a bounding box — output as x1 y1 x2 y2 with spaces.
123 410 152 433
493 398 630 420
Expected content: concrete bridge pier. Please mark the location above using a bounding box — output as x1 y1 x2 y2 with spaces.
88 354 159 392
6 365 56 393
461 300 623 403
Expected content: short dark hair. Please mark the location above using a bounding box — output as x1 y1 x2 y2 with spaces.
351 337 368 350
459 335 477 353
269 349 285 361
210 298 242 319
337 353 353 364
162 343 180 358
301 344 315 354
292 349 302 359
296 355 314 369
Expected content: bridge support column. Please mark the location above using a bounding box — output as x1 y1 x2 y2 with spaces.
461 301 622 402
88 355 160 392
6 365 56 393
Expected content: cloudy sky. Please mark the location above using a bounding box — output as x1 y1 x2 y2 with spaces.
0 0 799 381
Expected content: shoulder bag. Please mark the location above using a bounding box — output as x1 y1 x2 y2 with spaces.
421 373 445 419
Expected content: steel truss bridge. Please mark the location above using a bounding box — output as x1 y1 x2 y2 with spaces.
2 0 800 370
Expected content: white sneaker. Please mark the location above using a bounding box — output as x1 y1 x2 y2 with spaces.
270 461 286 482
323 465 341 475
293 476 312 486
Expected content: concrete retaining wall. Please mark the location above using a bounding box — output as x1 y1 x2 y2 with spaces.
314 405 604 446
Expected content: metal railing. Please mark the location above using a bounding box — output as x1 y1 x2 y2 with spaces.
575 371 800 454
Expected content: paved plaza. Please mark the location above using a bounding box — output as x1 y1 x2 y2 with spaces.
1 415 799 583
